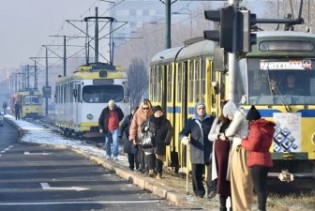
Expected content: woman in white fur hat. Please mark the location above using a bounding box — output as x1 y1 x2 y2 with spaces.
219 101 253 211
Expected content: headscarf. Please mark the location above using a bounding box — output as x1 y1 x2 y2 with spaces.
222 101 238 119
194 101 207 121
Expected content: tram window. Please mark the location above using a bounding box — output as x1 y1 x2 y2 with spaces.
201 60 206 96
177 64 182 102
23 96 40 104
167 65 172 102
195 61 200 102
82 85 124 103
188 63 194 103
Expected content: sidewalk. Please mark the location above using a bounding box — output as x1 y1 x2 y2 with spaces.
71 147 220 210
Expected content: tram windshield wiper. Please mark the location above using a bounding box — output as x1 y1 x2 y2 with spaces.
266 68 292 112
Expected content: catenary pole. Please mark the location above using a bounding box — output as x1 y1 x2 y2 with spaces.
228 0 238 103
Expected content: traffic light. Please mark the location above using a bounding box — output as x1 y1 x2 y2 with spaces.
204 6 257 53
239 9 257 52
204 6 235 52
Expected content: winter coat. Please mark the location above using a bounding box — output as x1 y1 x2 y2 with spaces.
179 115 215 164
120 114 135 154
208 117 222 181
129 107 153 144
141 115 173 155
241 119 275 167
98 106 124 133
224 108 253 211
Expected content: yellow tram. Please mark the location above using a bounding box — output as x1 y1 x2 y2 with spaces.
149 31 315 180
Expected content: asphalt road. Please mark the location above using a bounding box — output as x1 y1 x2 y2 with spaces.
0 120 176 211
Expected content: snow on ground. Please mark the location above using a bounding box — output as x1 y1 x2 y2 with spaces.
5 115 128 164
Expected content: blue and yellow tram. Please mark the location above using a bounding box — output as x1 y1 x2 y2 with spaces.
55 62 129 137
15 90 43 119
149 31 315 180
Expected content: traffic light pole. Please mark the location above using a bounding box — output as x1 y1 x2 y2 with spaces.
228 0 238 103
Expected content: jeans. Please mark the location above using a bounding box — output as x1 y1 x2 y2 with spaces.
105 128 120 158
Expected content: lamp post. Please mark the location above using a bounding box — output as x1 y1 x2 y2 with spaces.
172 10 192 38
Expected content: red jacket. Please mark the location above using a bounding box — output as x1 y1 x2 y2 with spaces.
241 119 275 167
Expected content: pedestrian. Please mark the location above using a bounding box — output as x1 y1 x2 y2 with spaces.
129 99 153 174
241 105 275 211
208 103 232 211
179 101 216 198
15 101 20 120
220 101 253 211
120 107 139 171
2 101 7 115
98 99 124 161
141 105 172 179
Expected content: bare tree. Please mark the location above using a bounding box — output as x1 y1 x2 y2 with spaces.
263 0 315 31
127 58 148 107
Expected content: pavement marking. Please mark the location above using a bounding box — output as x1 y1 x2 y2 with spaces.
24 151 52 155
0 200 162 206
40 182 89 191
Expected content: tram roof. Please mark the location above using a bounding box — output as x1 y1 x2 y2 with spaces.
150 40 217 65
151 47 183 65
176 40 216 61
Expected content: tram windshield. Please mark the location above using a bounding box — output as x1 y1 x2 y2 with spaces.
242 58 315 105
82 85 124 103
23 96 41 104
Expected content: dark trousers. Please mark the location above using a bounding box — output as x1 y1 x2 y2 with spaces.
137 146 146 171
191 163 214 197
251 165 269 211
145 153 156 170
155 158 163 175
127 153 139 170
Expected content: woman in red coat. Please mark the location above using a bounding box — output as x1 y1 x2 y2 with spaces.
241 105 275 211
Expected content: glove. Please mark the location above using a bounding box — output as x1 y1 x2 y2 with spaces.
181 136 189 145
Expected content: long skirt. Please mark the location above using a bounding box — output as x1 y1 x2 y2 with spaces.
230 147 253 211
215 139 231 196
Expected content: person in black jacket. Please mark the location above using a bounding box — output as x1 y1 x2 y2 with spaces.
179 101 215 198
120 107 139 171
141 105 172 179
98 99 124 161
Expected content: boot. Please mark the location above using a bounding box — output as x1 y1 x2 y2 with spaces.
148 169 156 177
156 173 162 180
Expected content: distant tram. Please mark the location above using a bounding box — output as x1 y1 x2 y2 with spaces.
55 62 129 137
149 31 315 181
12 89 43 119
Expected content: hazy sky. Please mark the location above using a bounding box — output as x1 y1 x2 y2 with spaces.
0 0 101 69
0 0 264 70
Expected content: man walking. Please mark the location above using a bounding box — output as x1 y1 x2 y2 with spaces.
99 99 124 161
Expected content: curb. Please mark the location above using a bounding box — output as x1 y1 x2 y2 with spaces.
71 148 191 207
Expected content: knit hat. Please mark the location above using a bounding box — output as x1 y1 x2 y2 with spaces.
222 101 238 119
108 99 116 107
246 105 261 121
153 105 163 113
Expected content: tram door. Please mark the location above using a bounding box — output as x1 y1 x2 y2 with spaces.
175 61 189 169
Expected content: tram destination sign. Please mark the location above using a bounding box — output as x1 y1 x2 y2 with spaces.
260 59 312 70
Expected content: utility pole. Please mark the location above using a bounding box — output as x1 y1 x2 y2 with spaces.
165 0 171 49
95 7 99 63
228 0 238 103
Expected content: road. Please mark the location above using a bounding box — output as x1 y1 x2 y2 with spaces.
0 120 176 211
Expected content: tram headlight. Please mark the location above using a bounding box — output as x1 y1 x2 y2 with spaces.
87 114 93 120
312 133 315 144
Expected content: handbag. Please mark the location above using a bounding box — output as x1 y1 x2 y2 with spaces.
141 130 155 148
140 121 155 149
